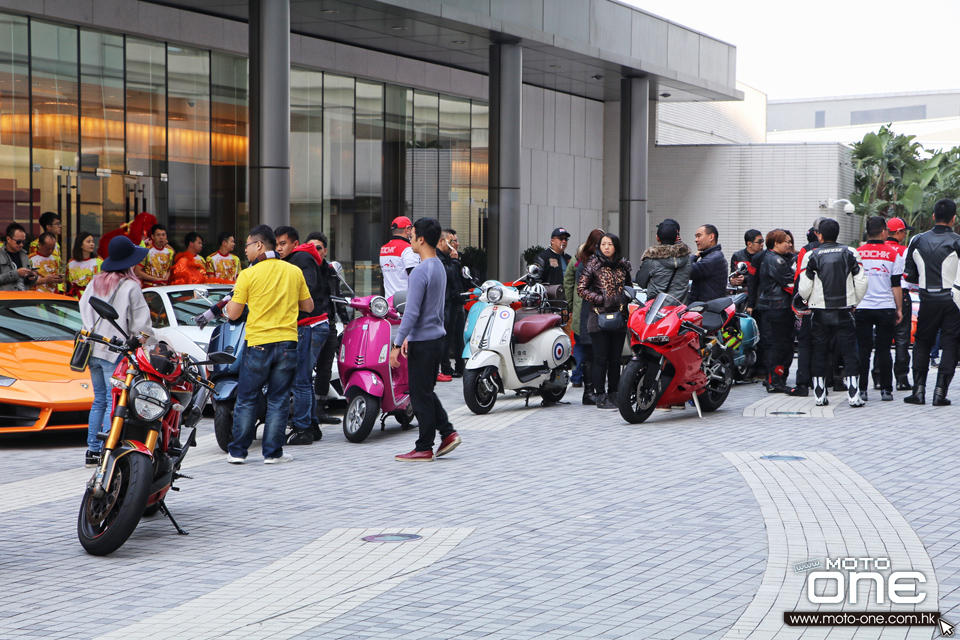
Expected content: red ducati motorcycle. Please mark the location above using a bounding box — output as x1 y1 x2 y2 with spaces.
77 297 234 556
618 292 735 424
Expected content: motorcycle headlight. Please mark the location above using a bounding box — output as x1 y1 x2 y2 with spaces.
487 286 504 304
131 380 171 421
370 296 389 318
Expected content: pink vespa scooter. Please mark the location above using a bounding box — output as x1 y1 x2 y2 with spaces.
331 263 414 443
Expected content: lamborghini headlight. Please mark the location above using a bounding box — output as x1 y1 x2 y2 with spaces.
131 380 170 421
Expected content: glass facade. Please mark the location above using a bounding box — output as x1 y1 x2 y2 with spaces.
0 10 488 295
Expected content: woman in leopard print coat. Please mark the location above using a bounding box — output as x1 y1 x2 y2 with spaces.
577 233 631 410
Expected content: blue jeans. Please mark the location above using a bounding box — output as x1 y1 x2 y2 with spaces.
87 355 119 452
293 322 329 430
571 338 585 385
228 341 297 460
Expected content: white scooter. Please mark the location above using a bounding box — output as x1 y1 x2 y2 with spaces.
462 280 573 414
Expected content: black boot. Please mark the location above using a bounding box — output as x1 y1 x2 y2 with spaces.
582 362 596 406
904 370 927 405
933 372 953 406
896 376 912 391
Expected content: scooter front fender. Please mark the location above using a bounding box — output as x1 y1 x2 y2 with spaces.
343 370 386 400
212 379 238 402
465 349 503 372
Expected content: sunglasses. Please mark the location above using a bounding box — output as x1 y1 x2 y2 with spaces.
9 238 23 245
244 240 261 248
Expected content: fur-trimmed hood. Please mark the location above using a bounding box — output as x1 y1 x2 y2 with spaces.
642 242 691 261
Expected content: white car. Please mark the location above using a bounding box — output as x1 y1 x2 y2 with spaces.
140 284 342 398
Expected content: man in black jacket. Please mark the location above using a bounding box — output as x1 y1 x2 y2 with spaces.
438 229 468 378
276 226 328 445
689 224 725 302
536 228 571 286
904 199 960 405
306 231 345 427
729 229 763 287
797 219 868 407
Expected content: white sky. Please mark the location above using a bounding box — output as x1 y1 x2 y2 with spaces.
624 0 960 100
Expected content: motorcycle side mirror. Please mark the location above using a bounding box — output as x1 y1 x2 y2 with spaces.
195 351 236 366
193 288 209 300
623 286 636 301
90 297 130 339
461 266 472 280
526 263 541 280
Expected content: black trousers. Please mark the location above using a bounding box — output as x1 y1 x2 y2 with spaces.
913 299 960 374
752 309 765 377
442 305 465 374
590 329 626 395
795 314 813 387
811 309 858 377
314 330 338 399
760 308 794 381
855 308 896 392
408 337 455 451
893 291 912 379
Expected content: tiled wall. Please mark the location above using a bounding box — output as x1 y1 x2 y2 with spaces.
648 143 857 250
519 85 604 261
657 82 767 145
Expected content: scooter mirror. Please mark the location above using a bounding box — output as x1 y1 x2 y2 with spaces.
461 266 472 280
330 261 345 282
193 288 209 300
526 263 541 280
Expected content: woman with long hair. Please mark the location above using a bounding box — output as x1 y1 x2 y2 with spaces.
66 232 102 298
755 229 796 393
563 228 604 405
578 233 632 410
78 236 153 468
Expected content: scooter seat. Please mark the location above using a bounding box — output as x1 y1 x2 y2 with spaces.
513 314 561 344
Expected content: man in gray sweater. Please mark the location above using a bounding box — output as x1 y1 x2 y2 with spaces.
390 217 461 462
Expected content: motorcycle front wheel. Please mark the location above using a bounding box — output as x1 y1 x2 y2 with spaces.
213 399 235 453
78 453 153 556
343 392 379 443
618 360 659 424
463 367 498 415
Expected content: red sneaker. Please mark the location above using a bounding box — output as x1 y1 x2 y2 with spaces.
437 373 453 382
395 449 434 462
436 432 461 457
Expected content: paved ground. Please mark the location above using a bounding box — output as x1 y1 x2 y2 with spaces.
1 367 958 639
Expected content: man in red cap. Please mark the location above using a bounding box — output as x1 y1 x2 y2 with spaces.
380 216 420 298
886 216 915 389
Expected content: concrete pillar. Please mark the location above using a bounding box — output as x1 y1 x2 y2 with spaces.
249 0 290 230
619 76 650 266
488 43 522 280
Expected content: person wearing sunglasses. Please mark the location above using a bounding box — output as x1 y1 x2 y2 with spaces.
0 222 38 291
729 229 763 288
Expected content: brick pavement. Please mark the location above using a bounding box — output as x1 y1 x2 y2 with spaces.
0 370 957 639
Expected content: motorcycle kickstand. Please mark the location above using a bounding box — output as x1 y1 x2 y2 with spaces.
158 500 189 535
690 392 704 419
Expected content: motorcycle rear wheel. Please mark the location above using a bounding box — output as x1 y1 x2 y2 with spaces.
343 392 379 443
618 360 659 424
213 400 235 453
699 356 733 412
463 367 498 415
78 453 153 556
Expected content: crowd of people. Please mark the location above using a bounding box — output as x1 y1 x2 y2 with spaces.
41 197 960 466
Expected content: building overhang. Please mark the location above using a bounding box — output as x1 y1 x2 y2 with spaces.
146 0 741 103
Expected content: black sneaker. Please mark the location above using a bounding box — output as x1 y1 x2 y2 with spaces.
286 429 314 446
316 412 341 425
310 422 324 441
85 451 100 468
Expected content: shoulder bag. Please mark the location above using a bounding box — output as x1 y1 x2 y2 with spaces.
70 284 122 372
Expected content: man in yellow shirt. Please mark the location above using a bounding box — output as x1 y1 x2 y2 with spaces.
224 225 312 464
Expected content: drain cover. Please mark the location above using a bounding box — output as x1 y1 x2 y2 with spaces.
761 455 806 461
362 533 422 543
770 411 807 416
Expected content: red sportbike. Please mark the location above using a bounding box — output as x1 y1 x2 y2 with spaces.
618 292 735 424
77 297 234 556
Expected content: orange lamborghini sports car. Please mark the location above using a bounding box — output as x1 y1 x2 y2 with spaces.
0 292 93 434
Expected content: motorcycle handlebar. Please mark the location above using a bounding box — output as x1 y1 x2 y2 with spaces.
680 320 708 336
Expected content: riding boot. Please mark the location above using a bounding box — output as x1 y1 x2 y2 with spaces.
904 369 927 405
813 377 829 406
933 371 954 406
896 375 912 391
582 362 596 405
846 376 864 407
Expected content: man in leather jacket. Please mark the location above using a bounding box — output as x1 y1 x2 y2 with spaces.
905 199 960 405
306 231 347 427
797 218 868 407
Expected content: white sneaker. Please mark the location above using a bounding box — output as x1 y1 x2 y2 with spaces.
227 455 245 464
264 453 294 464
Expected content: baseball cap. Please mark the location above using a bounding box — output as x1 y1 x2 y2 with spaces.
390 216 413 229
887 217 914 232
551 227 570 239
